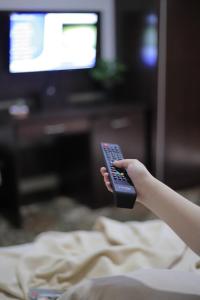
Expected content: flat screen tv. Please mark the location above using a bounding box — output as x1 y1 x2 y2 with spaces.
8 11 100 73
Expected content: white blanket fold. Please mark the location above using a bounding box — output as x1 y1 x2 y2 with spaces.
0 217 199 300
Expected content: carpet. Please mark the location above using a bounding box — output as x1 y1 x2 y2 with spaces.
0 185 200 247
0 196 151 246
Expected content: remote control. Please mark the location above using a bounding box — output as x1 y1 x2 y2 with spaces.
29 288 63 299
100 142 137 209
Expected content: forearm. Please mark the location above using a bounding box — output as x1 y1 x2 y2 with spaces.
107 159 200 255
140 175 200 255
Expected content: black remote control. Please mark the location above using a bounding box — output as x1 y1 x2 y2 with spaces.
100 142 137 209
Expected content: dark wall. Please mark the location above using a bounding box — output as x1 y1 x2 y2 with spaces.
115 0 158 104
164 0 200 188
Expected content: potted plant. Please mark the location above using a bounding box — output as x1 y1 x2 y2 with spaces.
90 59 127 99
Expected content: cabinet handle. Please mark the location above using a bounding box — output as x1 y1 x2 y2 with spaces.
110 117 131 129
44 123 65 135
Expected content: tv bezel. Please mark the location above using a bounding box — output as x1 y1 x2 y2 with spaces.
2 10 101 75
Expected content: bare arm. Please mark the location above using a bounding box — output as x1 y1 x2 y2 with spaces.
100 159 200 255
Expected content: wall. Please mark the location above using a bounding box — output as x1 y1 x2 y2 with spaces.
0 0 116 60
163 0 200 188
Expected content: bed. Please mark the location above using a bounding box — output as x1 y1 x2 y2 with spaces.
0 217 200 300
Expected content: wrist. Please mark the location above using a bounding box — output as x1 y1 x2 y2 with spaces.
135 170 156 206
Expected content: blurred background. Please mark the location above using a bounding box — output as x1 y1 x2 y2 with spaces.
0 0 200 245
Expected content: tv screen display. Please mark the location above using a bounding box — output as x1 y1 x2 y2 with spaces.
9 12 99 73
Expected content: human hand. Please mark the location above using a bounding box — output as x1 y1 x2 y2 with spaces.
100 159 151 203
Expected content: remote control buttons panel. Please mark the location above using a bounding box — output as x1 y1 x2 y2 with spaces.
102 143 131 186
101 143 137 209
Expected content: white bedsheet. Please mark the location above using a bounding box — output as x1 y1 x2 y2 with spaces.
0 217 199 300
60 269 200 300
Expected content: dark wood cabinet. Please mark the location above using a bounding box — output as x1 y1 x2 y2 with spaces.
0 102 149 214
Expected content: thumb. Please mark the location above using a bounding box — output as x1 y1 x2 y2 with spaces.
113 159 133 169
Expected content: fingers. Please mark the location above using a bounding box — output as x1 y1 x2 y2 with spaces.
100 167 113 192
113 159 133 169
100 161 132 193
100 166 107 176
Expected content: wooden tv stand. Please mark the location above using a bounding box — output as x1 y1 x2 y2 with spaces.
0 101 151 224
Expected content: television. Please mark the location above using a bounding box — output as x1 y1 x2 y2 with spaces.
8 11 100 73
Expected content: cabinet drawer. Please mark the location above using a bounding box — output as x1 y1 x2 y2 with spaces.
91 112 146 160
16 118 91 144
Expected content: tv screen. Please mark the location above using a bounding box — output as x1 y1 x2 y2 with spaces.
9 12 99 73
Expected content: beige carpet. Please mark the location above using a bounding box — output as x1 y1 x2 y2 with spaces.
0 185 199 247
